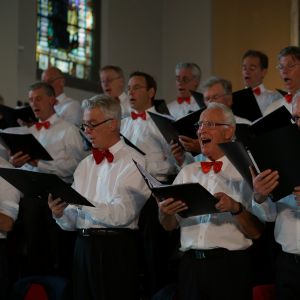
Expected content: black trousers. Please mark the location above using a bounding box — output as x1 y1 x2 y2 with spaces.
0 239 9 300
73 231 140 300
276 250 300 300
178 249 252 300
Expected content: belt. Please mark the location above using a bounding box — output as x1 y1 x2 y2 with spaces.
283 251 300 264
78 228 134 237
186 248 232 260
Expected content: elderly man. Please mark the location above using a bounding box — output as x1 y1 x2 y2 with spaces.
168 62 202 120
265 46 300 115
49 94 150 300
159 103 263 300
251 92 300 300
42 66 82 125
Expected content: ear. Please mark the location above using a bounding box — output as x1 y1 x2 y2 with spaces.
225 125 235 140
148 87 155 100
109 119 119 131
261 68 267 78
49 96 57 106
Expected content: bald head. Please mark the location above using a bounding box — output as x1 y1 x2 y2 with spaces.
41 66 65 97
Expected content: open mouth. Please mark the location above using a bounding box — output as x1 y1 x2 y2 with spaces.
201 138 211 145
283 77 291 83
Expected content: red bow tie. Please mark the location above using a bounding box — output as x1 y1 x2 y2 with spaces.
177 97 191 104
252 87 261 96
92 148 114 165
35 121 51 130
131 111 147 120
200 161 223 174
284 93 293 104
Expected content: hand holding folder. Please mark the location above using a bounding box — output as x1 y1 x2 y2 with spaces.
0 168 94 207
133 160 219 217
0 132 53 160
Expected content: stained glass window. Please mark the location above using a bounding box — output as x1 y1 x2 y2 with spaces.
36 0 98 83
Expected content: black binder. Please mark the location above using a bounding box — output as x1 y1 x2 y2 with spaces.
148 109 204 144
0 105 37 129
0 168 94 207
0 132 53 160
219 124 300 201
133 160 218 218
232 88 262 122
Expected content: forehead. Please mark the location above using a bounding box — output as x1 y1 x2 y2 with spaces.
176 67 193 77
128 76 146 86
28 87 47 97
204 83 224 95
242 56 261 66
100 69 119 78
200 108 225 121
83 107 105 120
279 54 300 63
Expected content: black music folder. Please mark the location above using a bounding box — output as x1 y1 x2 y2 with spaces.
133 160 218 218
153 99 171 115
219 124 300 201
0 105 37 129
232 88 262 122
0 168 94 207
148 109 204 144
0 132 53 160
190 90 206 108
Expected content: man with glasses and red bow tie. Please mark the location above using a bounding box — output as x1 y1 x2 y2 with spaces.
48 94 150 300
7 81 86 277
167 62 202 120
159 102 263 300
265 46 300 115
242 50 280 116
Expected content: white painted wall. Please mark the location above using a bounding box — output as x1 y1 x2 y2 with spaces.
0 0 212 107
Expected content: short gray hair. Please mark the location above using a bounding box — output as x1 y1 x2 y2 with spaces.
175 62 202 81
205 102 236 127
201 76 232 95
82 94 121 122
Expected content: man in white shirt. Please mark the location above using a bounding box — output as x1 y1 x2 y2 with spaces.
121 71 177 182
159 103 263 300
242 50 281 115
0 157 20 300
99 65 130 118
8 82 86 277
265 46 300 115
251 92 300 300
42 66 82 125
168 62 202 120
48 94 150 300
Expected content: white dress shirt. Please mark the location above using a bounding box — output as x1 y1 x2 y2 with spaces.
174 155 253 251
55 139 151 231
119 92 131 119
121 106 177 182
264 96 293 115
0 157 20 238
4 114 86 183
55 93 82 126
252 84 282 115
168 96 200 120
252 195 300 255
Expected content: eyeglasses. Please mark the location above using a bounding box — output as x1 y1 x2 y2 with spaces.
175 76 195 84
194 120 230 130
292 115 300 122
80 118 113 130
276 63 300 71
100 76 121 84
127 85 147 93
204 94 228 103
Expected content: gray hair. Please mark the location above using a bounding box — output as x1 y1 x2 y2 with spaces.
82 94 121 122
205 102 236 127
29 81 55 97
175 62 202 81
278 46 300 61
200 76 232 95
